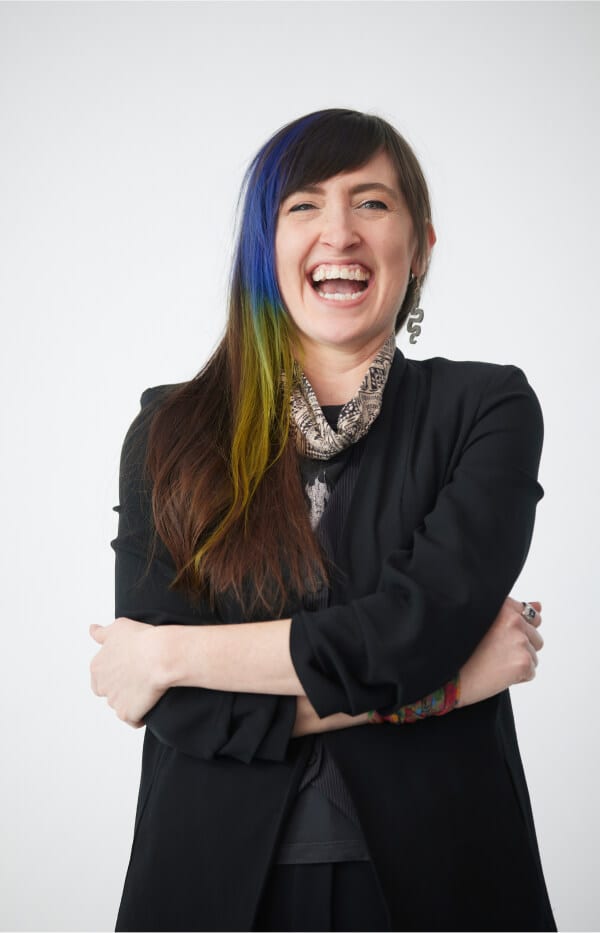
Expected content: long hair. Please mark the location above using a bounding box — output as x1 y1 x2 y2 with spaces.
142 109 433 616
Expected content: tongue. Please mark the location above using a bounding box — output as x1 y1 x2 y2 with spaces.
318 279 363 295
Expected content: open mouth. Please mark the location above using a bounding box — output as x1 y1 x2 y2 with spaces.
309 263 372 302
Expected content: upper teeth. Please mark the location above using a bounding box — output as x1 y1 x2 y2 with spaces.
311 264 370 283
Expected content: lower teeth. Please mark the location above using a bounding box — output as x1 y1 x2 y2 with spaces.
316 290 364 301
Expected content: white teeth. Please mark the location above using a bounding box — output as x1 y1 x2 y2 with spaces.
311 264 370 283
315 289 365 301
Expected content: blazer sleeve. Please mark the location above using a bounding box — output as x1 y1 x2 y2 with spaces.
289 364 545 718
111 387 297 764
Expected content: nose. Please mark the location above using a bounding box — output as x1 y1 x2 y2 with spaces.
319 204 360 251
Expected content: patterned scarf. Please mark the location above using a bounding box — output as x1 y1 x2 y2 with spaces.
290 334 396 460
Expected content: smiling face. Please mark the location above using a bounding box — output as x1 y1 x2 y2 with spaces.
275 149 427 358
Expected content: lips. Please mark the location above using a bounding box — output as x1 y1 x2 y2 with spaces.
307 264 374 308
306 262 374 304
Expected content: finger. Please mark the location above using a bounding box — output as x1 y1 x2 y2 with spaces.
522 621 544 652
508 596 542 610
507 597 541 619
525 641 539 669
514 643 537 683
520 601 542 627
89 624 106 643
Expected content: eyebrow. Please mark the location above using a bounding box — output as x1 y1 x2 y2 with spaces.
287 182 400 199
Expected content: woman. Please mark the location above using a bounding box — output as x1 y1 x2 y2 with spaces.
90 109 556 932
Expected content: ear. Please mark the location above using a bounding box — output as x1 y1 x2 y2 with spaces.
412 222 437 277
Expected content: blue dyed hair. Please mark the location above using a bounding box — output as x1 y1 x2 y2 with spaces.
232 112 322 321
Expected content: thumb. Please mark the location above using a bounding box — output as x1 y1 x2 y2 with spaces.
89 624 106 643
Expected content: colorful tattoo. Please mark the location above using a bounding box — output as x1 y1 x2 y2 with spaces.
367 674 461 724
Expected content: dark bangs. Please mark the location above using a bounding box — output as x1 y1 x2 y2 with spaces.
279 110 389 203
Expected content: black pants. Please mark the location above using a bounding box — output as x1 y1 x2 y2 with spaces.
252 860 392 932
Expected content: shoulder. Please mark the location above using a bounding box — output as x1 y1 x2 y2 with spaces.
116 382 188 512
403 353 541 414
119 382 186 468
406 354 529 391
131 381 187 428
392 352 544 453
139 382 185 411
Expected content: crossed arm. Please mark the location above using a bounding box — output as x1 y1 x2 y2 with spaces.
89 597 543 733
91 364 546 756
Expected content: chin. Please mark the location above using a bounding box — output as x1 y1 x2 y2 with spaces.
307 328 381 351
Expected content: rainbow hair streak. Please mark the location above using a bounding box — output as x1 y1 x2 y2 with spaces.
192 114 322 572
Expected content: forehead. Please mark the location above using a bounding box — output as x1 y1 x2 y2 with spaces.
285 150 401 198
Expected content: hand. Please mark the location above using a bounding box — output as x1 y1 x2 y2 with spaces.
458 597 544 708
89 618 168 728
292 694 370 737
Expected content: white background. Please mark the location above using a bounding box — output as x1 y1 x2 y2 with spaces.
1 2 599 930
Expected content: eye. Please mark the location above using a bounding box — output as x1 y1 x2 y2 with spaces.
358 199 388 210
289 202 316 213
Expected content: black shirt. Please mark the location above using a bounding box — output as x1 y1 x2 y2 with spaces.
275 405 371 865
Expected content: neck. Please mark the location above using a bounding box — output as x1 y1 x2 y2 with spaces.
296 333 395 405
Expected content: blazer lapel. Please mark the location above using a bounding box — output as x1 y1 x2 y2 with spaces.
330 347 416 601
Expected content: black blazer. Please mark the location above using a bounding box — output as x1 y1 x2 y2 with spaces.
112 349 557 932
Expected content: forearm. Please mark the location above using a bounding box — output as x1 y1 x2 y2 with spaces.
294 678 459 738
153 616 456 744
157 620 459 728
159 618 306 696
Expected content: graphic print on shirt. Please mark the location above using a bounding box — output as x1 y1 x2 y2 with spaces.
306 471 330 530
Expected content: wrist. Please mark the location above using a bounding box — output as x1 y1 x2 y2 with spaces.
370 674 461 724
154 625 198 690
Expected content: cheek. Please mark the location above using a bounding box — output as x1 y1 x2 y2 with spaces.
275 257 293 299
384 241 412 285
275 240 304 296
274 249 288 297
377 242 412 309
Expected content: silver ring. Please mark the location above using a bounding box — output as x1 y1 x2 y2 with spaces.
521 601 537 621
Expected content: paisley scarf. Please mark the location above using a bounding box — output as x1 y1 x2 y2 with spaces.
290 333 396 460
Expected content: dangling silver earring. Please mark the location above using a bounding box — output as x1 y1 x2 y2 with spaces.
406 275 424 345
